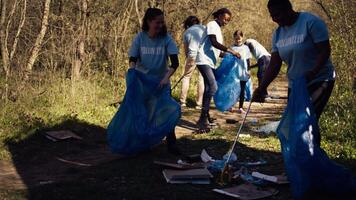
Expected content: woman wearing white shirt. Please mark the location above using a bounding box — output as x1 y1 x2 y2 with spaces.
195 8 241 133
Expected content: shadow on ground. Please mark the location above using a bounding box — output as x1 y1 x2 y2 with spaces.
1 117 354 200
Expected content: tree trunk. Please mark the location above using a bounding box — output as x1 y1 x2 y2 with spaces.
71 0 87 81
24 0 51 81
0 0 10 101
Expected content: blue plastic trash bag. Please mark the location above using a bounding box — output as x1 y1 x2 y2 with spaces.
214 54 242 111
245 78 253 101
107 69 181 155
277 77 355 199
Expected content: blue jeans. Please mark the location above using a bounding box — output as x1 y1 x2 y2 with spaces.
197 65 217 115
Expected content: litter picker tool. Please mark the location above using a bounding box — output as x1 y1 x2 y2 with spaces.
171 75 185 91
219 100 253 184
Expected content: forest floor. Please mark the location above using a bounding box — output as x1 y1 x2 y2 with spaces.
0 75 354 200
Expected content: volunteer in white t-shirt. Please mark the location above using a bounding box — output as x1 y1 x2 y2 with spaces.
245 38 271 92
252 0 335 146
179 16 205 109
195 8 241 133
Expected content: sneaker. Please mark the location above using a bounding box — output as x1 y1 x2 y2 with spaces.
236 108 246 114
181 103 187 107
195 105 202 110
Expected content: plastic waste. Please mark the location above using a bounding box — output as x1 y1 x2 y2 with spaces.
253 121 280 134
107 69 181 155
277 77 355 199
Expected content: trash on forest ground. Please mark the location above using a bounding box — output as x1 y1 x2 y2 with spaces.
56 157 92 167
249 118 258 125
162 168 213 184
45 130 82 142
226 119 238 124
252 172 289 184
213 183 278 200
237 159 267 167
39 180 54 185
185 154 201 163
201 149 238 173
252 121 280 134
239 134 251 138
201 149 215 163
233 167 265 185
154 161 205 169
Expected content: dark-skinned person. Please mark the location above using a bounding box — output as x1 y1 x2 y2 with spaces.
180 16 205 109
252 0 335 146
108 8 181 155
195 8 241 133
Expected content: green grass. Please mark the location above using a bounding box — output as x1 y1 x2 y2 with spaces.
0 65 355 199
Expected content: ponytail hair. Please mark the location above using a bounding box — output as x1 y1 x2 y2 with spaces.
142 8 167 36
212 8 232 19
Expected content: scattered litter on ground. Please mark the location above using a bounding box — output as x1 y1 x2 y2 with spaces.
56 157 92 167
239 134 251 138
252 121 280 134
154 161 205 169
226 119 238 124
251 172 289 184
213 183 278 200
234 167 265 185
249 118 258 125
39 180 54 185
162 168 213 184
237 159 267 167
45 130 82 142
200 149 237 173
201 149 215 163
185 154 201 163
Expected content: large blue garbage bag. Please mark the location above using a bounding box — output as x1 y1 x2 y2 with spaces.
277 77 355 199
214 54 253 111
107 69 181 155
214 54 241 111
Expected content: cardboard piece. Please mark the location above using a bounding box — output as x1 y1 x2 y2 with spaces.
154 161 205 169
162 168 213 184
213 184 278 200
252 172 289 184
45 130 82 142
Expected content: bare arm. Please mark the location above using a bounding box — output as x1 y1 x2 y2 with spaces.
252 52 283 102
209 35 241 58
159 54 179 88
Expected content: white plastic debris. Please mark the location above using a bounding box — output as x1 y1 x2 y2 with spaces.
201 149 215 163
252 121 280 134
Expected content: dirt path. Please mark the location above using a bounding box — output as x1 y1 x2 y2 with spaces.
176 75 288 136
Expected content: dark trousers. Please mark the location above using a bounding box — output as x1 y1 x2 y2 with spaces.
239 81 247 109
288 80 335 145
166 131 176 145
197 65 218 115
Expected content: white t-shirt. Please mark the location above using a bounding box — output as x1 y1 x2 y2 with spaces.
245 39 271 60
231 44 252 81
196 20 223 68
183 24 205 58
